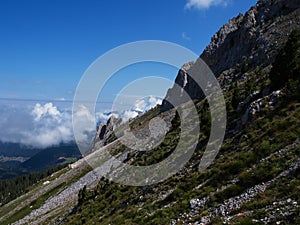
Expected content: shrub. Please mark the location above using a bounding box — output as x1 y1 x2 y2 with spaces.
270 30 300 89
238 217 255 225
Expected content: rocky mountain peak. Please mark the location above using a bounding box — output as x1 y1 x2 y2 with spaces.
161 0 300 113
181 61 195 72
203 13 243 58
201 0 300 77
93 115 121 149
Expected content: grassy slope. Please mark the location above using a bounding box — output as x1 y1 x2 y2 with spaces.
65 28 300 223
0 161 92 225
64 93 299 224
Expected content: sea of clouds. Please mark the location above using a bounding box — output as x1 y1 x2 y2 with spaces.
0 96 162 149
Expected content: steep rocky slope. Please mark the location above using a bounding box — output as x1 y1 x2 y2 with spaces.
202 0 300 76
1 0 299 224
163 0 300 109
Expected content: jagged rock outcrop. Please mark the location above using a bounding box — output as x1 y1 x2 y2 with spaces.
241 90 282 124
201 0 300 76
161 62 205 111
93 115 121 149
96 122 107 141
161 0 300 112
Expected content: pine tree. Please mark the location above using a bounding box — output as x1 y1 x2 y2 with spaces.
270 30 300 89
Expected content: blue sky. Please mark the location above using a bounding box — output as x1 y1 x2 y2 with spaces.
0 0 257 102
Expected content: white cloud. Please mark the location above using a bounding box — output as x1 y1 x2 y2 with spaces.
185 0 228 10
132 96 162 113
55 97 67 101
0 96 163 150
182 32 191 41
22 103 73 148
72 105 95 142
31 102 61 121
122 110 139 122
96 112 118 122
0 102 97 149
127 96 162 119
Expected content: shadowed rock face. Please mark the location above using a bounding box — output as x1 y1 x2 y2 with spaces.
201 0 300 76
161 63 205 112
93 115 122 150
96 123 107 140
161 0 300 112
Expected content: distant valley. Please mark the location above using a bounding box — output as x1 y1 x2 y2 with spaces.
0 142 81 179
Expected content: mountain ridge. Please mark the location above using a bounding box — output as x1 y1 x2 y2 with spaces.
162 0 300 113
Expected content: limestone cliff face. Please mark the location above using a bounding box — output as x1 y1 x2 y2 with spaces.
93 115 121 149
161 62 205 111
161 0 300 112
201 0 300 76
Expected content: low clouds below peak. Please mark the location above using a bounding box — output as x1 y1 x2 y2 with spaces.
32 102 61 122
132 96 162 113
0 102 74 149
0 96 162 150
